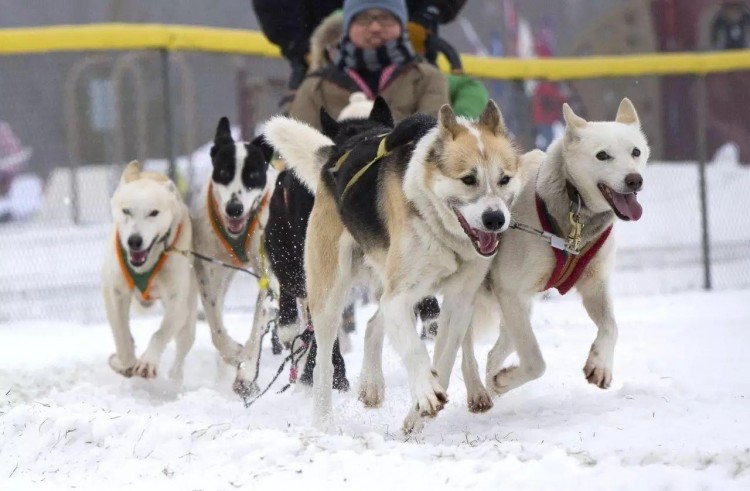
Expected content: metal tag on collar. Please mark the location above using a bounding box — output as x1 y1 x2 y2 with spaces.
566 195 584 255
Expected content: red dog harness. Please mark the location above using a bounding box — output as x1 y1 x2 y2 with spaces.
535 194 612 294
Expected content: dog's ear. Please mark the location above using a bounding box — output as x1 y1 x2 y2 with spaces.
562 103 587 131
369 96 394 128
163 179 181 200
320 107 339 139
121 160 140 184
438 104 465 139
615 97 640 127
215 117 233 143
478 99 507 136
162 179 184 219
250 134 274 165
214 116 234 145
211 117 233 160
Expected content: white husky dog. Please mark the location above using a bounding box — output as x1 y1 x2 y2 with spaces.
443 98 649 408
102 161 197 381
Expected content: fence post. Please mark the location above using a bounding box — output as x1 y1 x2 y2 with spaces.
160 49 177 182
696 75 712 290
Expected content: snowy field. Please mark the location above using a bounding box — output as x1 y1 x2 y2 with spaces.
1 288 749 490
1 140 749 489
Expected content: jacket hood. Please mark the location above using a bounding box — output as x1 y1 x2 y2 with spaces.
309 11 344 72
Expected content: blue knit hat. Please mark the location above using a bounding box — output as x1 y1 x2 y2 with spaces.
342 0 409 33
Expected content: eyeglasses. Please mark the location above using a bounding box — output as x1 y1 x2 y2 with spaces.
352 11 400 28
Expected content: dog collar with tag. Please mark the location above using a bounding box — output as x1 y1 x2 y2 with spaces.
116 223 183 301
208 182 269 266
535 194 611 295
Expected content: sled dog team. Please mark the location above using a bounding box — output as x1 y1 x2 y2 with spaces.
103 96 649 433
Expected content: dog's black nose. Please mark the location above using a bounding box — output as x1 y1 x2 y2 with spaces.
625 173 643 192
481 210 505 231
127 234 143 250
225 201 244 218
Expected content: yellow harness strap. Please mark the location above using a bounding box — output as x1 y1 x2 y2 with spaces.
341 136 390 199
258 234 270 291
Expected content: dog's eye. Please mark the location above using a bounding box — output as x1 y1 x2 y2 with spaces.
632 148 641 158
122 208 131 216
148 210 159 218
596 151 611 161
461 175 477 186
499 175 511 186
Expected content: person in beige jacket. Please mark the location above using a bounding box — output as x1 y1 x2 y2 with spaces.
288 0 449 129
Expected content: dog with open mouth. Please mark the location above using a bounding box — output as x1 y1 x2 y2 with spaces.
265 99 522 433
447 98 649 410
191 117 278 398
102 161 197 381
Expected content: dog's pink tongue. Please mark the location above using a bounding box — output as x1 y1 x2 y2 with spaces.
477 230 499 255
130 250 148 264
611 191 643 221
227 217 246 233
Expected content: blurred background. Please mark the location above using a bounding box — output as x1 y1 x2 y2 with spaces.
0 0 748 323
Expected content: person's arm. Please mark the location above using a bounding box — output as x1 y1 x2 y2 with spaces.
252 0 311 65
448 73 489 119
415 65 450 117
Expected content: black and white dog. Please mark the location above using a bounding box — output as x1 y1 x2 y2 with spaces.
191 117 279 397
263 98 442 392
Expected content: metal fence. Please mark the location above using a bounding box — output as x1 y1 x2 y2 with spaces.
0 25 749 323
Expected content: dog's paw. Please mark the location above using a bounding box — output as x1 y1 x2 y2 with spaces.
402 408 427 435
420 321 439 340
583 346 613 389
277 324 299 350
168 365 184 383
358 374 385 407
333 375 350 392
488 366 520 396
233 377 260 400
467 386 493 413
412 370 447 418
133 359 158 379
108 354 134 378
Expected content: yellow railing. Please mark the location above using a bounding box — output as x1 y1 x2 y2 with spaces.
1 23 749 80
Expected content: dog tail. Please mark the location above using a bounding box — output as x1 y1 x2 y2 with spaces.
263 116 333 194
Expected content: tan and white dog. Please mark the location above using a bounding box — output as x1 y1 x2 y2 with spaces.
449 98 649 407
102 161 197 381
265 100 522 432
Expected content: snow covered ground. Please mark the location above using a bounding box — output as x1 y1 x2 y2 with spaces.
1 135 749 488
1 288 749 490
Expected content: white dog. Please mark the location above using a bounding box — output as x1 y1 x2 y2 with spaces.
444 98 649 408
102 161 197 381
